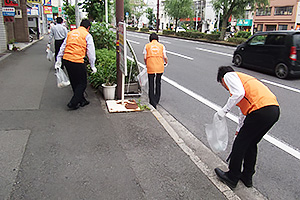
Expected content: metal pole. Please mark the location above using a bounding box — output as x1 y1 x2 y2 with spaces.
156 0 159 33
116 0 124 99
75 0 79 27
105 0 108 26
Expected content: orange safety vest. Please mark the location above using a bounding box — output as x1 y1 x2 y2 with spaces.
145 40 164 74
231 72 279 115
63 26 89 63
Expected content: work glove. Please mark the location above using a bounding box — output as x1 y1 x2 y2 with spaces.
47 43 51 49
55 61 61 69
91 66 97 73
216 109 226 120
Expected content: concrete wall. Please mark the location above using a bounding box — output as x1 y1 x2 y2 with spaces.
0 1 8 53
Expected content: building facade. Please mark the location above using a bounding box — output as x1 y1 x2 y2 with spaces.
253 0 298 32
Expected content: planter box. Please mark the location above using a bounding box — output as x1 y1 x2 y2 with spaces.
125 82 139 93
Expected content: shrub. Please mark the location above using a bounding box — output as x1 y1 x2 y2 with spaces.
205 33 220 41
127 26 138 31
163 30 174 35
227 37 247 44
90 22 116 50
140 27 149 32
235 31 251 39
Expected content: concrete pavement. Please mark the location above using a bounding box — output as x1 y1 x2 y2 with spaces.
0 37 264 200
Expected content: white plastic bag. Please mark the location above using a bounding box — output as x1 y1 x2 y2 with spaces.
55 68 70 88
137 67 148 86
205 113 228 153
46 48 55 62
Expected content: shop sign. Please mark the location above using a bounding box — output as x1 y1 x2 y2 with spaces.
4 0 19 7
237 19 252 26
47 14 53 21
44 6 52 14
2 7 15 16
52 7 58 13
44 0 51 6
27 0 42 3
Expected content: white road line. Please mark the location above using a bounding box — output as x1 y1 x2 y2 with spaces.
196 47 232 57
127 39 140 44
261 79 300 94
166 51 194 60
162 75 300 161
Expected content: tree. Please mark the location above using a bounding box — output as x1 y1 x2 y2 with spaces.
79 0 112 22
146 8 156 26
63 3 75 27
211 0 268 40
164 0 194 32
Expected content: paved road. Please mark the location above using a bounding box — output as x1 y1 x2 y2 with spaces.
127 31 300 200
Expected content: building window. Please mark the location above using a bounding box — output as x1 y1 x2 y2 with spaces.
274 6 293 15
278 25 288 30
257 24 263 31
256 7 271 16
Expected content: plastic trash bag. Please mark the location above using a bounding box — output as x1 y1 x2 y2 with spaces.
46 48 55 62
55 68 70 88
137 67 148 86
205 113 228 153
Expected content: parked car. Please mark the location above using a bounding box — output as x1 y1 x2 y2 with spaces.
232 30 300 79
175 27 186 32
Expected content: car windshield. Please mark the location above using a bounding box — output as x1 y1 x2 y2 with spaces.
248 35 267 45
293 34 300 48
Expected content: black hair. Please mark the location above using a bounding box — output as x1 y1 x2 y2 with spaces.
149 33 158 42
56 17 63 24
217 66 235 82
80 19 91 29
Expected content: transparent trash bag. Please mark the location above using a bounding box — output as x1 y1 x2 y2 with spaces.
205 113 228 153
46 48 55 62
55 68 70 88
137 67 148 86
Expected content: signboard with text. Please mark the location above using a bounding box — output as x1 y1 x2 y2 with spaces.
27 0 42 4
118 22 127 75
43 6 52 14
44 0 51 6
4 0 19 7
2 7 15 16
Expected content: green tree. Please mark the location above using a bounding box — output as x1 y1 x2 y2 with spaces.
63 3 75 28
211 0 268 40
164 0 194 32
146 8 155 26
79 0 112 22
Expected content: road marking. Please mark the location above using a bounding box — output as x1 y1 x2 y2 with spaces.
261 79 300 94
196 47 232 57
166 51 194 60
162 76 300 161
127 39 140 44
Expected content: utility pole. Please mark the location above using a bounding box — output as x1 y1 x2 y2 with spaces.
105 0 108 26
156 0 159 33
75 0 79 27
116 0 124 99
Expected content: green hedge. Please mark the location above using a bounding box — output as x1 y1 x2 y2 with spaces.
227 37 247 44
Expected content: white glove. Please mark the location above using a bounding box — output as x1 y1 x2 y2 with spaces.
55 61 61 69
47 44 51 49
91 67 97 73
216 109 226 119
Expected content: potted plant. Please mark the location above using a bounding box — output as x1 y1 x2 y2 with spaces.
8 39 15 51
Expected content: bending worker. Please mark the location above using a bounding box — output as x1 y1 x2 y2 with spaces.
143 33 168 109
214 66 280 188
56 19 97 110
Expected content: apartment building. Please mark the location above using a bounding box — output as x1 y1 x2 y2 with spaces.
253 0 298 31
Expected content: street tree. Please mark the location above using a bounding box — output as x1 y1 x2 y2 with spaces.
63 3 75 27
164 0 194 32
211 0 268 40
146 8 156 26
79 0 112 22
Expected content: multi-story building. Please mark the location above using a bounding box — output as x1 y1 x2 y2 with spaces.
253 0 298 32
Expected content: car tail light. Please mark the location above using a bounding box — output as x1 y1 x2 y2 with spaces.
290 46 297 61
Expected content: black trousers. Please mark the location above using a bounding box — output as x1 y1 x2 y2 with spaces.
148 73 163 108
63 59 87 106
228 105 280 182
54 39 64 61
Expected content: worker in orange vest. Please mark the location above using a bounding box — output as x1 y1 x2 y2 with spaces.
143 33 168 109
214 66 280 188
56 19 97 110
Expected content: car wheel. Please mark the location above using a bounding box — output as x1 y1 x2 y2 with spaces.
233 54 243 67
275 63 289 79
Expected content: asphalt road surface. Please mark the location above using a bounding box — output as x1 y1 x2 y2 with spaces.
127 31 300 200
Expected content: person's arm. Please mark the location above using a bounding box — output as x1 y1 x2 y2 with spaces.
86 34 96 71
163 45 168 64
48 27 54 44
56 38 67 63
143 46 147 64
219 72 245 116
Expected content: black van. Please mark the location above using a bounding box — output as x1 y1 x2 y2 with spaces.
232 30 300 79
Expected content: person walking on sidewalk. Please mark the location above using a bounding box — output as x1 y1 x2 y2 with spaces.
48 17 68 62
56 19 97 110
143 33 168 109
214 66 280 188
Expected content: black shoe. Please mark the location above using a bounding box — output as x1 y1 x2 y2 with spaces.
67 102 80 110
80 100 90 107
240 174 253 188
214 168 238 189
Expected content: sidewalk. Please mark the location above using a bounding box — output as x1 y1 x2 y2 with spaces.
0 37 262 200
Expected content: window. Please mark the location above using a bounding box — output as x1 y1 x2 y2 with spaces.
278 25 288 30
256 7 271 16
248 35 267 46
265 35 286 45
275 6 293 15
257 24 263 31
